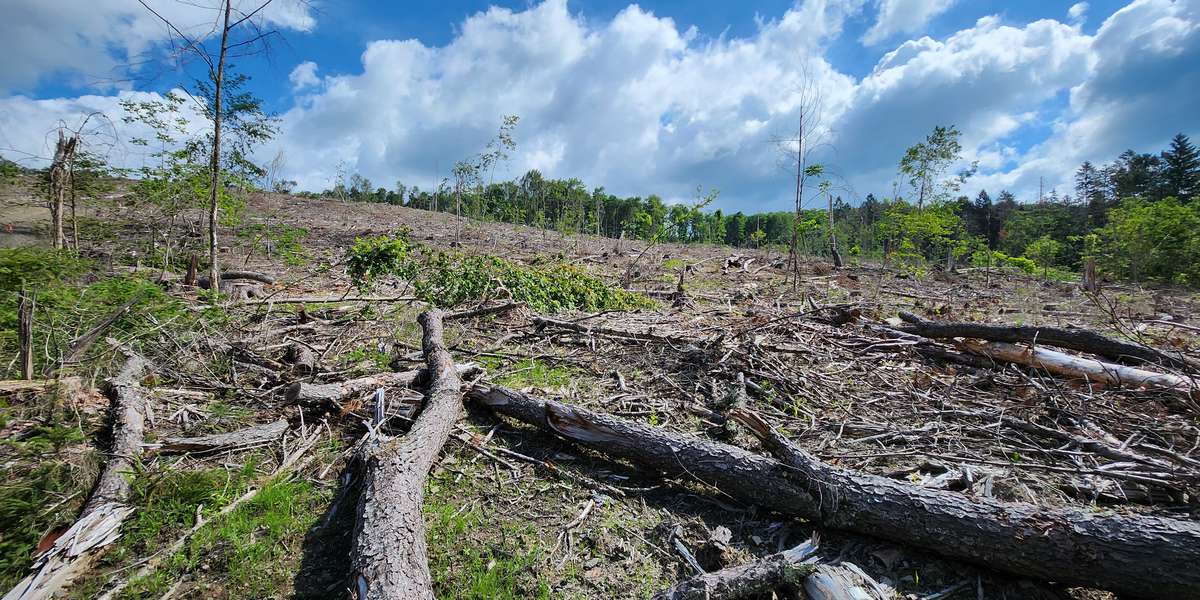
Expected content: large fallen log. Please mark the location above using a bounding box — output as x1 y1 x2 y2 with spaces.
958 339 1196 399
4 356 149 600
349 310 464 600
467 385 1200 599
898 311 1200 371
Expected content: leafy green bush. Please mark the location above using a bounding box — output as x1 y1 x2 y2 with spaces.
414 252 652 313
970 249 1038 274
346 231 417 292
346 231 651 312
1096 197 1200 284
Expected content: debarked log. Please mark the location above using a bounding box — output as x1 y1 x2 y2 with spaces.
285 364 478 408
467 384 1200 599
957 339 1197 399
898 311 1200 371
156 418 288 454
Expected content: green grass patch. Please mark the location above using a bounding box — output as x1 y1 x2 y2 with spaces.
479 357 577 389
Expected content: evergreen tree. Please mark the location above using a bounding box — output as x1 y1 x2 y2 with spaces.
1161 133 1199 201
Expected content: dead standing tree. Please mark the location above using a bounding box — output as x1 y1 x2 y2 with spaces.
47 131 79 249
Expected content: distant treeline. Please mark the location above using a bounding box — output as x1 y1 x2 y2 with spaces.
289 133 1196 284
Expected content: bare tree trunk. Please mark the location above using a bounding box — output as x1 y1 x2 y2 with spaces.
206 0 232 295
17 289 33 380
349 310 464 600
827 192 841 268
468 385 1200 599
48 131 79 250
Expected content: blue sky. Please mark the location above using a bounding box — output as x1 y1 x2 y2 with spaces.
2 0 1198 212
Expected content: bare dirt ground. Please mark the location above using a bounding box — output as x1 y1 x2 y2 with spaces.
3 188 1199 599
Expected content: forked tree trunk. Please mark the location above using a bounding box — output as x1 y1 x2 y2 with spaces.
348 310 464 600
48 131 79 250
467 385 1200 599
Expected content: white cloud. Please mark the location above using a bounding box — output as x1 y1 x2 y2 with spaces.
3 0 1200 209
1069 2 1090 23
862 0 956 45
0 0 315 93
289 61 320 90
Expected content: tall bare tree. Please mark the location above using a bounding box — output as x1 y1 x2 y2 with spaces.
773 60 831 288
138 0 283 294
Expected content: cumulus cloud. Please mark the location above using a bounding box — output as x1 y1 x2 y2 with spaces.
0 0 315 93
1069 2 1090 23
862 0 955 45
3 0 1200 209
289 61 320 90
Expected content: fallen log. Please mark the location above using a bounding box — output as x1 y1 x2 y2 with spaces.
285 364 478 408
898 311 1200 371
155 419 288 454
652 536 888 600
4 356 149 600
957 339 1196 399
284 343 319 373
467 385 1200 599
349 310 464 600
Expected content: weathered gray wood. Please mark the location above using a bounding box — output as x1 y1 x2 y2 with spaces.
898 311 1200 371
157 419 288 454
286 364 477 409
958 339 1195 398
348 310 464 600
4 356 148 600
468 385 1200 599
284 343 318 373
653 538 819 600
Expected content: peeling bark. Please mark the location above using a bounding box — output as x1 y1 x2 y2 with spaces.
469 385 1200 599
898 311 1200 371
286 364 478 409
348 310 464 600
4 356 148 600
157 418 288 454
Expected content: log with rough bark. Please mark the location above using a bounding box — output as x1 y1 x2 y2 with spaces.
348 310 464 600
284 343 318 373
898 311 1200 371
467 385 1200 599
957 339 1196 399
156 418 288 454
3 356 148 600
286 364 479 409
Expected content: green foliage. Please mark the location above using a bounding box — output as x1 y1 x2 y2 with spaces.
237 223 310 266
479 357 576 389
898 125 975 206
1023 235 1063 277
346 230 417 292
0 391 96 589
414 252 653 313
1096 197 1200 284
426 497 549 600
971 249 1038 274
346 231 650 312
0 249 192 378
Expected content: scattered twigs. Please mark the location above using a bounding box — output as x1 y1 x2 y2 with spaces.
348 310 465 600
286 365 479 409
468 385 1200 598
898 311 1200 372
4 355 148 600
60 293 144 369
